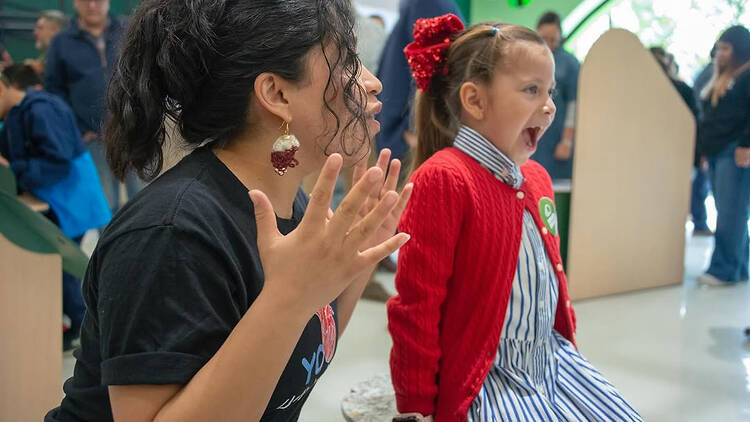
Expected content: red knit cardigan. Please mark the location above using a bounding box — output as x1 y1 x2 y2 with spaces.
387 147 577 421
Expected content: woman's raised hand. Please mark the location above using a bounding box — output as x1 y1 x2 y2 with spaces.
351 148 413 252
249 153 410 316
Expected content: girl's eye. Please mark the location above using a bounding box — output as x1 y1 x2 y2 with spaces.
549 87 557 97
524 86 538 94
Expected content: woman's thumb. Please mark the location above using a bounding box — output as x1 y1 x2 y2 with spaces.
249 190 281 243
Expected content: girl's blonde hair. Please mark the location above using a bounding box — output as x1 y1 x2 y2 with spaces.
413 23 546 169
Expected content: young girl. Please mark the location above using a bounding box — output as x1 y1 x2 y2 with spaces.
45 1 412 421
388 15 642 422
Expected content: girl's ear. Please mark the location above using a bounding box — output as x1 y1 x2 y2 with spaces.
459 81 488 121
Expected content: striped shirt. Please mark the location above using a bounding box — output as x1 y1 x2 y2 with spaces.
454 126 642 422
453 126 524 189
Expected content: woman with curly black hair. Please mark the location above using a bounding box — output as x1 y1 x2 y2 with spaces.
45 0 412 421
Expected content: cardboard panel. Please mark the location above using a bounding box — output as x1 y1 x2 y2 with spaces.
0 234 62 421
567 29 694 300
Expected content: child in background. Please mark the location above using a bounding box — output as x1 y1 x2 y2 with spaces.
388 15 642 422
0 64 111 349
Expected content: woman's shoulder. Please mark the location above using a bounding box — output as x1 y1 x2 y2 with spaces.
99 148 245 247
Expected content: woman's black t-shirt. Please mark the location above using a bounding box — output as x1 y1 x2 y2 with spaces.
45 146 338 422
699 69 750 157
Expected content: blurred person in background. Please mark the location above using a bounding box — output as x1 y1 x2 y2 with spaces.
357 14 387 75
694 45 717 98
0 64 111 350
531 11 580 180
650 47 706 235
697 25 750 286
690 44 718 236
25 10 68 76
365 0 462 288
45 0 143 214
376 0 463 175
0 28 13 71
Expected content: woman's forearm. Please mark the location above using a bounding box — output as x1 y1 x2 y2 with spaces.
152 287 311 422
336 265 377 336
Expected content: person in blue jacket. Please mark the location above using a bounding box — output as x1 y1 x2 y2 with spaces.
45 0 143 213
376 0 463 177
531 11 580 180
0 64 111 350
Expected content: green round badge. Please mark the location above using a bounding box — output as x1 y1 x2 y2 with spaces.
539 197 558 236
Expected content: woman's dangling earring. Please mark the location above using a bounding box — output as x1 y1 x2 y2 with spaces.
271 121 300 176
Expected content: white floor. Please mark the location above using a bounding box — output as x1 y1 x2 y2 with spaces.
65 227 750 421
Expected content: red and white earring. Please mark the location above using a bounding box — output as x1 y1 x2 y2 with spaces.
271 121 300 176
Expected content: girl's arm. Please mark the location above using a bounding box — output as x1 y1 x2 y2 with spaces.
337 149 412 336
388 165 465 417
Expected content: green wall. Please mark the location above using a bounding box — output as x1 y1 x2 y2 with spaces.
456 0 472 21
470 0 583 28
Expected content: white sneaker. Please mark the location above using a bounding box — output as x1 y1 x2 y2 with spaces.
697 273 732 286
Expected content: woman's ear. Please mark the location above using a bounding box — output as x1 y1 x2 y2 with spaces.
459 81 487 122
254 72 293 123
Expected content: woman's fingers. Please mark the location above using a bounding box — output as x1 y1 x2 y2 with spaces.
376 149 391 173
370 149 391 202
391 182 413 219
359 232 411 266
328 167 383 239
346 190 399 247
383 158 401 195
303 154 343 228
352 151 369 186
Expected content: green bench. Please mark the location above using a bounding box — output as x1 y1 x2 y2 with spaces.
0 165 88 278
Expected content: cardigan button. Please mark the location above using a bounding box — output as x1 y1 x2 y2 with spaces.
542 227 549 235
556 263 564 272
516 191 525 199
566 300 571 308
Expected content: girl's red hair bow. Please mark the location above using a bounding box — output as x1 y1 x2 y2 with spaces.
404 13 465 92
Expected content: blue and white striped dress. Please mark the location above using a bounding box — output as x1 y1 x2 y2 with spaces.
454 126 642 422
